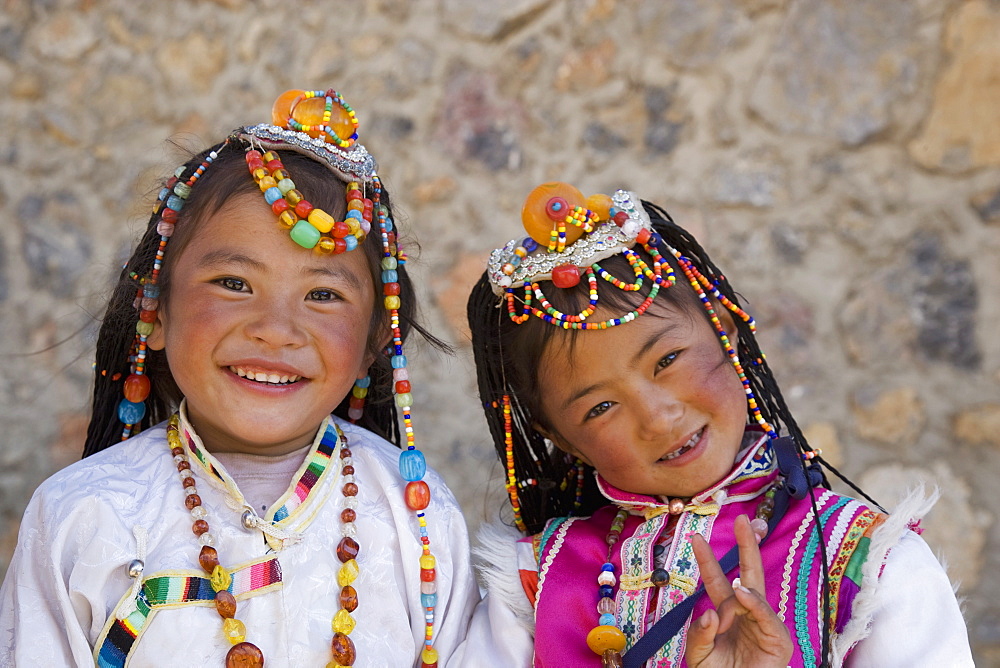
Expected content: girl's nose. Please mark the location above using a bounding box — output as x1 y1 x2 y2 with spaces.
635 389 683 441
243 298 308 347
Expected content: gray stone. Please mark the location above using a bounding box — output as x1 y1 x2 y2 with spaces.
19 193 92 299
910 233 980 370
371 115 415 143
583 121 626 154
0 24 23 62
637 0 751 69
749 0 920 145
769 223 806 264
436 66 523 171
710 152 785 207
441 0 550 39
0 234 7 302
971 187 1000 224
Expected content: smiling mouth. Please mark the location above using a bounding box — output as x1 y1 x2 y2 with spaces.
658 427 704 462
229 366 302 385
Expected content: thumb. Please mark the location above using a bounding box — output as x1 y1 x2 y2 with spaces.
684 610 718 666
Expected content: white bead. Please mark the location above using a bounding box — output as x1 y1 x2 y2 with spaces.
185 486 198 497
344 496 358 509
190 506 208 519
342 456 353 466
342 523 357 538
179 469 193 479
199 532 216 546
598 571 616 586
173 454 186 465
343 474 355 484
127 559 144 579
712 489 728 503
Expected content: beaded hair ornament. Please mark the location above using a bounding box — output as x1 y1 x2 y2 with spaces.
113 89 440 667
486 182 778 530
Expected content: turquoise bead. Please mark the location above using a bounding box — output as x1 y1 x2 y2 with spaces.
290 220 320 248
381 257 397 270
118 399 146 424
391 355 407 369
263 186 283 205
421 593 437 608
382 270 398 283
166 195 185 211
599 613 616 626
355 375 371 388
277 178 295 194
399 449 426 481
158 187 170 201
382 216 394 232
346 209 363 221
345 235 358 251
394 392 413 408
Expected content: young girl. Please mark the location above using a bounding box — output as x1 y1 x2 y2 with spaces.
0 89 477 666
461 182 973 666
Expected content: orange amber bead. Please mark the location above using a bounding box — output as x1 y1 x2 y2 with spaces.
271 89 355 141
199 546 220 573
215 590 237 619
522 182 586 246
340 585 359 612
341 508 357 523
192 519 209 535
225 641 264 668
585 193 613 221
404 480 431 511
331 632 357 665
184 494 201 510
586 625 627 654
122 374 151 403
336 537 360 563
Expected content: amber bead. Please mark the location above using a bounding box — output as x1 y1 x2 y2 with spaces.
336 536 360 563
343 482 359 497
585 193 613 221
171 446 184 457
184 494 202 510
521 182 586 246
122 374 151 403
225 641 264 668
602 649 624 668
342 465 355 476
586 625 627 654
341 448 353 459
199 545 220 573
215 590 237 618
177 460 191 471
192 519 210 536
404 480 431 511
341 508 357 523
331 632 357 665
340 585 359 612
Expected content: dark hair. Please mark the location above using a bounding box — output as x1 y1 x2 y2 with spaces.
85 137 442 456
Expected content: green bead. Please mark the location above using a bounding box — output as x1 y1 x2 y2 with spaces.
136 320 154 336
277 178 296 194
290 219 320 248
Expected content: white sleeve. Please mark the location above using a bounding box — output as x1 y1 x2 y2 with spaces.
0 487 98 666
448 520 534 667
844 531 974 667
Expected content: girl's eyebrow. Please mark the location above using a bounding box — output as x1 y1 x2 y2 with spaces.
198 249 364 291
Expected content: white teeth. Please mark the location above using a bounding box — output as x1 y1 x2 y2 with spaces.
229 367 300 385
660 428 704 461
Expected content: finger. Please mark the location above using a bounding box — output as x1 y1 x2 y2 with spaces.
735 515 767 597
691 533 735 607
712 588 749 635
732 585 787 635
683 609 719 667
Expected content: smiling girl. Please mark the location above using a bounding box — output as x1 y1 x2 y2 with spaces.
461 183 973 667
0 90 476 667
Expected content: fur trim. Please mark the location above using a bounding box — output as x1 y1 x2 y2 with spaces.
472 519 536 631
831 484 939 665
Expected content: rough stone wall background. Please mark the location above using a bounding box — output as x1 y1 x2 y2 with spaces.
0 0 997 660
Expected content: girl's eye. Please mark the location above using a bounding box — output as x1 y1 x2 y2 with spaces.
217 277 246 292
656 351 680 371
585 401 614 421
308 289 340 302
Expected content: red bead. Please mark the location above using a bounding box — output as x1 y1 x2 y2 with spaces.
192 519 209 535
386 231 397 245
265 159 283 171
636 228 652 245
545 196 569 220
613 211 628 225
404 480 431 511
340 448 352 459
551 264 582 289
183 476 196 488
245 150 262 162
165 176 179 188
349 396 365 409
346 189 363 201
246 158 264 172
333 238 347 254
139 309 157 323
342 465 355 475
122 374 151 403
340 585 359 612
331 632 357 665
294 200 314 218
271 199 289 215
383 282 401 296
199 546 219 572
332 221 351 238
336 536 360 562
161 207 178 223
395 380 411 394
420 568 436 582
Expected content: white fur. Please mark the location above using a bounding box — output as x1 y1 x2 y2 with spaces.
472 519 537 631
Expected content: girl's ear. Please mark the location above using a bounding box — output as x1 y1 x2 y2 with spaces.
532 422 594 468
147 309 167 351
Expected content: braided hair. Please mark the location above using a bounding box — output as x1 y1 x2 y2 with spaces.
85 138 443 457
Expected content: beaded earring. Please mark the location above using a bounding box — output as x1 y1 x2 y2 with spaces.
113 88 443 667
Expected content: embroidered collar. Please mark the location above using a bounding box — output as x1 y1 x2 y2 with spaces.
176 400 344 548
596 428 776 515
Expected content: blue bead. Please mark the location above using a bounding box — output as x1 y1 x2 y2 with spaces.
391 354 407 369
382 269 398 283
382 217 394 232
649 233 663 247
263 187 283 205
601 562 615 572
117 399 146 424
421 593 437 608
346 209 363 221
399 449 426 481
599 613 616 626
355 376 371 388
143 285 160 298
523 237 538 252
166 195 185 211
599 584 614 598
344 235 358 251
609 206 619 216
158 187 170 201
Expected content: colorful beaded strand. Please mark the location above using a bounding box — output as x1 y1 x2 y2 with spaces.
587 508 629 666
501 395 526 532
331 439 361 667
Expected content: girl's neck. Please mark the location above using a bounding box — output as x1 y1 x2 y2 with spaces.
180 400 326 456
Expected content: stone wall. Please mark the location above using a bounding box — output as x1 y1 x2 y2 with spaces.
1 0 998 660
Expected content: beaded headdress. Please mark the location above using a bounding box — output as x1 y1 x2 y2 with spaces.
111 89 441 666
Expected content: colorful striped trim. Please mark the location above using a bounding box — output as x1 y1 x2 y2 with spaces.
94 557 282 668
269 422 339 523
